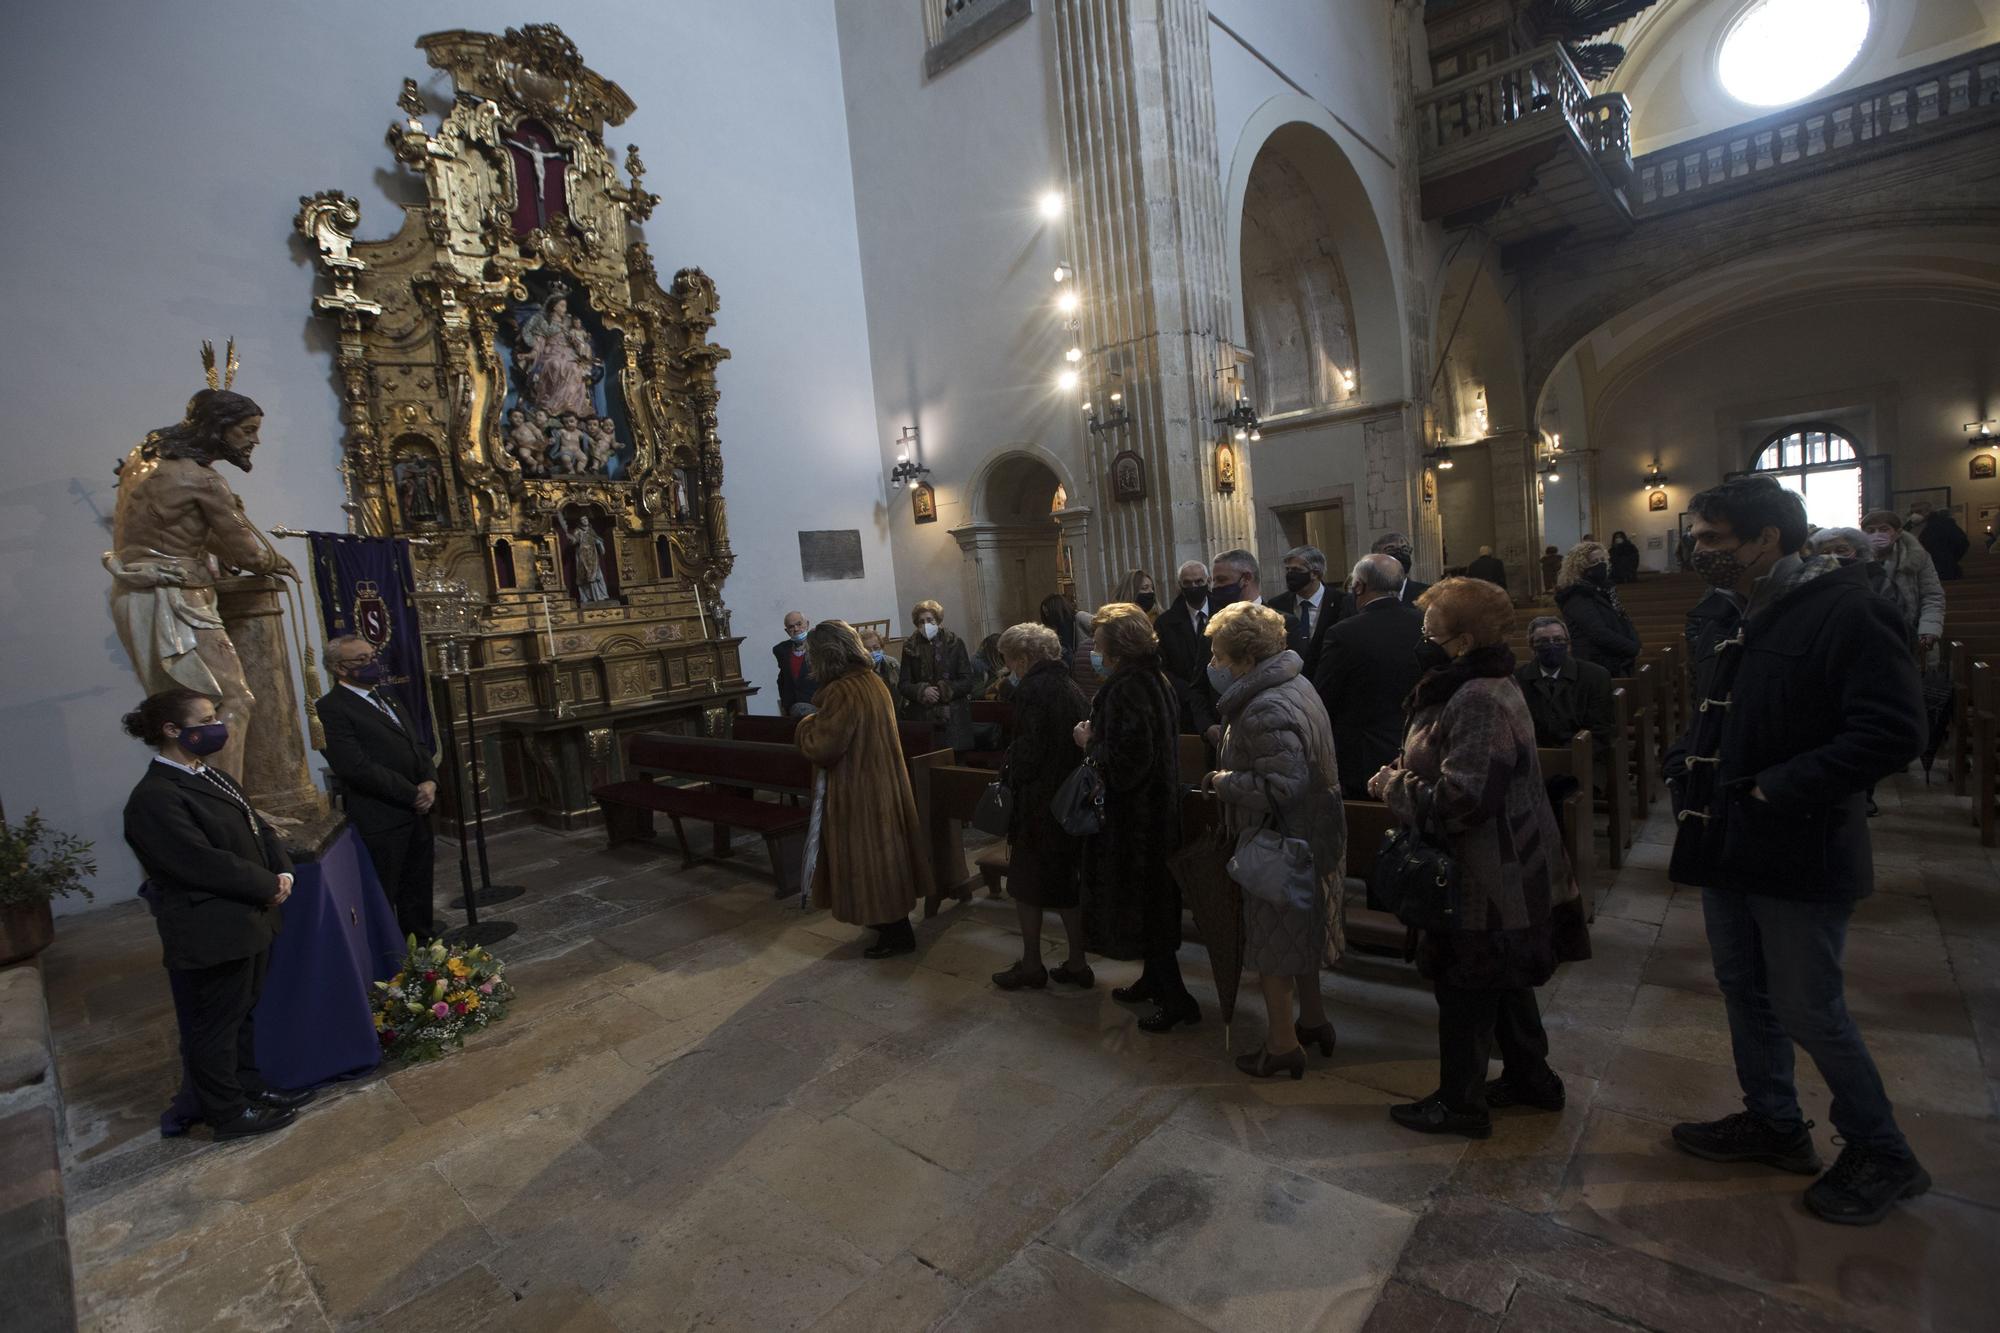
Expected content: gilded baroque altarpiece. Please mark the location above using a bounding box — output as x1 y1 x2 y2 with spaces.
298 25 748 827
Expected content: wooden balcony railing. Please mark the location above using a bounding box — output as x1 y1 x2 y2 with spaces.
1418 42 1634 185
1634 44 2000 214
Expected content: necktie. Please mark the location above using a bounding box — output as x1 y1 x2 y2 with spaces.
1195 609 1207 634
370 691 403 728
1298 601 1312 638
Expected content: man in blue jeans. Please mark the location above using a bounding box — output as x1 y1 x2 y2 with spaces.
1665 476 1928 1225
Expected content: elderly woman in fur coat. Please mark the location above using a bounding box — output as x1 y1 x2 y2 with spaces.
797 620 935 959
1369 577 1590 1139
1201 602 1345 1080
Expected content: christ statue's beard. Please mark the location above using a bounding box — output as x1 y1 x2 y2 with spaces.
221 447 255 471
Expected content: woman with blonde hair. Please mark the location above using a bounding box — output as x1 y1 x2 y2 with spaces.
1075 602 1194 1030
1202 602 1345 1078
1368 578 1589 1137
1112 569 1159 617
798 620 936 959
1554 541 1640 677
990 621 1094 989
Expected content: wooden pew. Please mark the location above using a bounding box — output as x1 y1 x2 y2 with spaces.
1612 663 1658 812
925 762 998 912
601 735 813 895
1600 686 1634 868
1974 662 1997 846
1535 731 1596 921
1949 640 1972 797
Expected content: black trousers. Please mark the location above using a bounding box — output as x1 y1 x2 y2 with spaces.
1143 951 1192 1001
171 950 270 1125
1435 980 1551 1113
361 818 437 941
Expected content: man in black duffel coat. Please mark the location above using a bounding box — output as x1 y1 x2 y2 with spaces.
318 635 440 941
124 688 307 1139
1665 476 1928 1226
1312 553 1422 798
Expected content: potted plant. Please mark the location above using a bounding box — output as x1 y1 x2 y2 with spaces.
0 810 95 965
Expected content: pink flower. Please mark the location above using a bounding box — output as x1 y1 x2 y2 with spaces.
478 981 495 995
432 1001 450 1018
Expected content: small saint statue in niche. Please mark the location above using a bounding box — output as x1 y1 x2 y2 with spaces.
1214 441 1237 493
671 468 694 522
1051 484 1067 513
557 507 612 604
394 450 445 525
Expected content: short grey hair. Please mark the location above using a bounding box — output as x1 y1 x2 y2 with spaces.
1810 526 1875 560
1176 559 1209 582
322 633 372 673
1283 545 1327 577
1350 554 1402 593
997 622 1064 664
1527 615 1569 640
1211 548 1259 581
1371 532 1411 553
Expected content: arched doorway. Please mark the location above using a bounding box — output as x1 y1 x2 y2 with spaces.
951 450 1071 642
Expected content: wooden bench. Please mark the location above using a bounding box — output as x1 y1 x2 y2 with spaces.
927 763 1000 910
1600 686 1634 869
1612 663 1658 812
1950 640 1973 796
1535 731 1596 921
1341 800 1421 957
1974 661 1998 846
598 735 814 895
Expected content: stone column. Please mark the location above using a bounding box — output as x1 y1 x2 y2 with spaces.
1381 0 1441 577
1485 428 1539 601
215 576 325 823
1054 0 1249 592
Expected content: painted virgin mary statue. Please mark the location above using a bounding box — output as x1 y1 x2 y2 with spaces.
518 293 595 419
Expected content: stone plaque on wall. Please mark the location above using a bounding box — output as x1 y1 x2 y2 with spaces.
798 529 866 582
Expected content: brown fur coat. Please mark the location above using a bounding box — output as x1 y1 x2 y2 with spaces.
796 668 936 925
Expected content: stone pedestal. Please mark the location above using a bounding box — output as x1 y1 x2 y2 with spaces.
215 576 326 824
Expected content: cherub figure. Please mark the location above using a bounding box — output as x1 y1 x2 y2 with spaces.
549 412 590 474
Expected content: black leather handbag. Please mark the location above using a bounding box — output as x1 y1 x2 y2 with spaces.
1366 796 1459 932
1050 758 1105 837
970 770 1012 838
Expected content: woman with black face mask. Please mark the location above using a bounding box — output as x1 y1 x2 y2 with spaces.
1553 541 1640 677
123 688 304 1141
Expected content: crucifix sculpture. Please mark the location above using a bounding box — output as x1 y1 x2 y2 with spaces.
504 125 570 229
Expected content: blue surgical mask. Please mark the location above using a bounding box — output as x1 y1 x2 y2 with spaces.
789 630 807 645
870 649 884 665
1089 650 1106 676
1206 662 1234 695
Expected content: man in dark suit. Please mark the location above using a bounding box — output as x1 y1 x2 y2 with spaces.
1313 554 1424 798
1515 615 1616 783
318 635 440 941
1268 545 1341 680
774 610 818 715
1156 559 1219 735
124 687 307 1139
1371 532 1431 605
1468 545 1508 588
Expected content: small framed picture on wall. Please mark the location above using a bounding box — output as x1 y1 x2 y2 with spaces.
1647 489 1669 512
1972 454 1996 481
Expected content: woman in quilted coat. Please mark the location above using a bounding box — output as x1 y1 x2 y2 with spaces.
1201 603 1345 1080
1368 577 1590 1139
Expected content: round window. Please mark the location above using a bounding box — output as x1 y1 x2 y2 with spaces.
1717 0 1870 108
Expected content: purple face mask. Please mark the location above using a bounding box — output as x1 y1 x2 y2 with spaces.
348 659 387 685
177 722 229 756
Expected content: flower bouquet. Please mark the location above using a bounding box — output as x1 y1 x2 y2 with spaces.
371 937 515 1063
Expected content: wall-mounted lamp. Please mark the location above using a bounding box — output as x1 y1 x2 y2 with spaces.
1038 190 1064 221
1966 419 1997 442
1215 394 1261 443
1052 261 1073 284
1541 459 1562 484
1425 438 1454 471
1083 374 1131 435
1339 367 1357 397
888 426 929 491
1642 461 1670 490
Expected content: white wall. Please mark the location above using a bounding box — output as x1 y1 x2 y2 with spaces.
0 0 890 909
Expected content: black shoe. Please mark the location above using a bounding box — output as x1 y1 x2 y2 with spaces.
213 1105 296 1140
1389 1094 1492 1140
1294 1022 1337 1057
1136 995 1201 1033
1235 1046 1305 1080
253 1087 317 1112
1804 1143 1930 1225
863 922 916 959
991 961 1048 990
1111 977 1158 1005
1671 1111 1823 1174
1485 1070 1565 1112
1049 962 1095 989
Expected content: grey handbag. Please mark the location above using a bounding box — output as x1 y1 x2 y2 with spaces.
1226 778 1318 912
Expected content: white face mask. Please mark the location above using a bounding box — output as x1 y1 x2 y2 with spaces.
921 622 938 640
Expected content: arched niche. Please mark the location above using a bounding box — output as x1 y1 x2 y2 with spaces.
1222 100 1407 408
953 446 1077 640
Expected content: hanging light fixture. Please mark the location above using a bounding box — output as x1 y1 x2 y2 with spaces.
1542 458 1562 484
1214 393 1260 443
1643 460 1670 490
1052 261 1073 284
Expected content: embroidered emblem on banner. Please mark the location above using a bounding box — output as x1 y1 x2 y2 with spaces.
353 580 393 648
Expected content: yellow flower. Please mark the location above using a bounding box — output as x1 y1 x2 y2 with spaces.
463 994 480 1011
447 958 471 978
